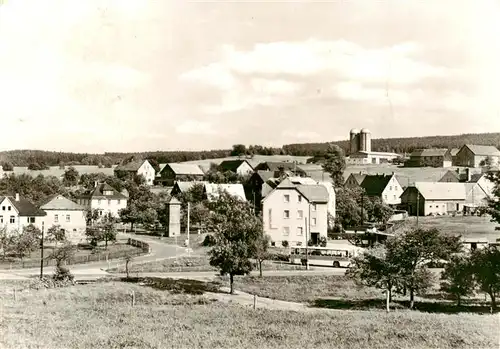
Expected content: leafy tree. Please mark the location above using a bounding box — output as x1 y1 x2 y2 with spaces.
440 255 475 306
119 184 159 230
62 166 79 187
318 236 327 247
321 143 346 188
347 244 401 311
85 216 116 249
2 162 13 171
231 144 247 157
335 187 366 229
85 208 100 226
46 225 66 246
205 189 263 294
16 225 41 258
254 234 271 277
486 171 500 228
50 242 75 282
389 228 462 309
0 226 13 259
471 246 500 311
479 156 494 168
367 197 394 225
124 253 134 279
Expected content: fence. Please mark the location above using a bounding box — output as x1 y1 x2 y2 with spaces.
2 238 151 269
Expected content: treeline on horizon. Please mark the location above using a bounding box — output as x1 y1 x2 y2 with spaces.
1 132 499 168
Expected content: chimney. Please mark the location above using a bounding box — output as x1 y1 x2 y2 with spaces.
466 168 471 182
15 193 19 201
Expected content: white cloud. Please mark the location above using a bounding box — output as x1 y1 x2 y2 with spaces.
175 120 215 135
334 81 411 106
281 130 321 141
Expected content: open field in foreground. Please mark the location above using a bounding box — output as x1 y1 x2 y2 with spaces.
1 279 498 349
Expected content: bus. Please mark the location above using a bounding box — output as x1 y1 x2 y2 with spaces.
289 246 356 268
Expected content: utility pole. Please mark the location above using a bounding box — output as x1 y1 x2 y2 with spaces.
39 221 45 280
361 192 364 225
187 202 190 247
304 216 309 270
416 190 419 228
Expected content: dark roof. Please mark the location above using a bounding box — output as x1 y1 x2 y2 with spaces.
1 196 46 216
218 160 252 172
360 174 394 197
439 170 460 182
467 173 484 183
250 170 275 183
114 160 147 172
255 161 302 172
78 183 127 200
347 173 366 185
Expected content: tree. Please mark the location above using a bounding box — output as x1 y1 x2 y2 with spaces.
62 166 79 187
15 225 41 258
321 143 346 188
347 244 401 312
479 156 493 168
50 242 75 282
367 197 394 225
388 228 462 309
254 234 271 277
205 189 263 294
440 255 475 306
231 144 247 157
2 162 13 171
46 225 66 246
471 246 500 311
335 187 365 229
85 217 117 249
0 226 13 259
486 171 500 228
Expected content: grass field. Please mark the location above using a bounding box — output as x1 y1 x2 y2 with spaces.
1 279 498 349
108 255 305 274
407 215 500 241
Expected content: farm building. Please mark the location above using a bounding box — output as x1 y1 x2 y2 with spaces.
454 144 500 168
218 160 254 176
406 149 453 168
155 163 205 186
400 182 466 216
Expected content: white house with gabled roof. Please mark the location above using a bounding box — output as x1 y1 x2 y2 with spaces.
0 193 47 233
76 183 128 218
40 194 87 243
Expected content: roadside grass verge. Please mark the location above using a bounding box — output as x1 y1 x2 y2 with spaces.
108 255 305 273
1 280 498 349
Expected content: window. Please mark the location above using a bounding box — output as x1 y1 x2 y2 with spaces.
298 195 302 203
54 214 59 223
384 195 387 200
27 217 35 223
108 199 111 205
268 209 273 228
389 186 392 190
283 226 290 236
271 241 276 247
283 210 290 219
66 215 70 223
0 217 3 223
117 199 121 205
297 210 303 219
297 227 303 236
98 199 101 205
311 203 317 211
312 218 317 226
394 195 396 200
1 206 4 211
7 206 11 211
284 194 290 203
9 216 15 224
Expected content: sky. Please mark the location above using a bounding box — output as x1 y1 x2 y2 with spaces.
1 0 500 153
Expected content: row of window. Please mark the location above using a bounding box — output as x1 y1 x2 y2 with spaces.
0 216 16 224
283 226 304 236
283 195 317 210
0 215 71 224
283 210 317 224
384 195 398 200
54 214 71 223
1 206 12 211
97 199 121 205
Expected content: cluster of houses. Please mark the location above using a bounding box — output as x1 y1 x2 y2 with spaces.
405 144 500 168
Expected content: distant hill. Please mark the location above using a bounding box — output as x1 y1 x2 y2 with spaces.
282 132 500 156
1 132 499 168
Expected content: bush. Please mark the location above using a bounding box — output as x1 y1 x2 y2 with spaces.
268 252 290 262
281 240 289 248
202 234 216 247
318 236 327 247
53 265 75 282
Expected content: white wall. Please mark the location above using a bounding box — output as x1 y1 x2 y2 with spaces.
0 197 44 233
91 198 127 217
138 160 156 186
381 175 404 205
262 188 327 247
42 209 86 243
237 162 254 176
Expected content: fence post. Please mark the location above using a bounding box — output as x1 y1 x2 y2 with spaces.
253 295 256 310
13 289 17 301
131 291 135 307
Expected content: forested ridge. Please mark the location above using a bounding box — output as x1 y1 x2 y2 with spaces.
1 132 499 167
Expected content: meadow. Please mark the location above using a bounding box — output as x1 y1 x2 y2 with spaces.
1 278 498 349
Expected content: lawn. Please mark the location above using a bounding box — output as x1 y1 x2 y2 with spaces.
0 240 142 269
233 274 498 314
407 215 499 241
108 255 305 273
1 279 498 349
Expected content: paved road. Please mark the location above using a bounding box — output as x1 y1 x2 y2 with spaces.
2 233 189 279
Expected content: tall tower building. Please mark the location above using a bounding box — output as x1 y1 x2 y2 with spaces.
360 128 371 152
349 128 360 154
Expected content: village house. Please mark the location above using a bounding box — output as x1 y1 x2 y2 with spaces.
344 172 367 189
39 195 86 243
450 148 460 165
253 161 306 177
155 163 205 186
454 144 500 168
262 178 330 247
245 171 278 210
114 159 156 186
0 194 46 233
359 173 404 206
400 182 466 216
218 160 254 177
203 183 247 202
170 181 208 197
406 149 453 168
76 183 127 218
